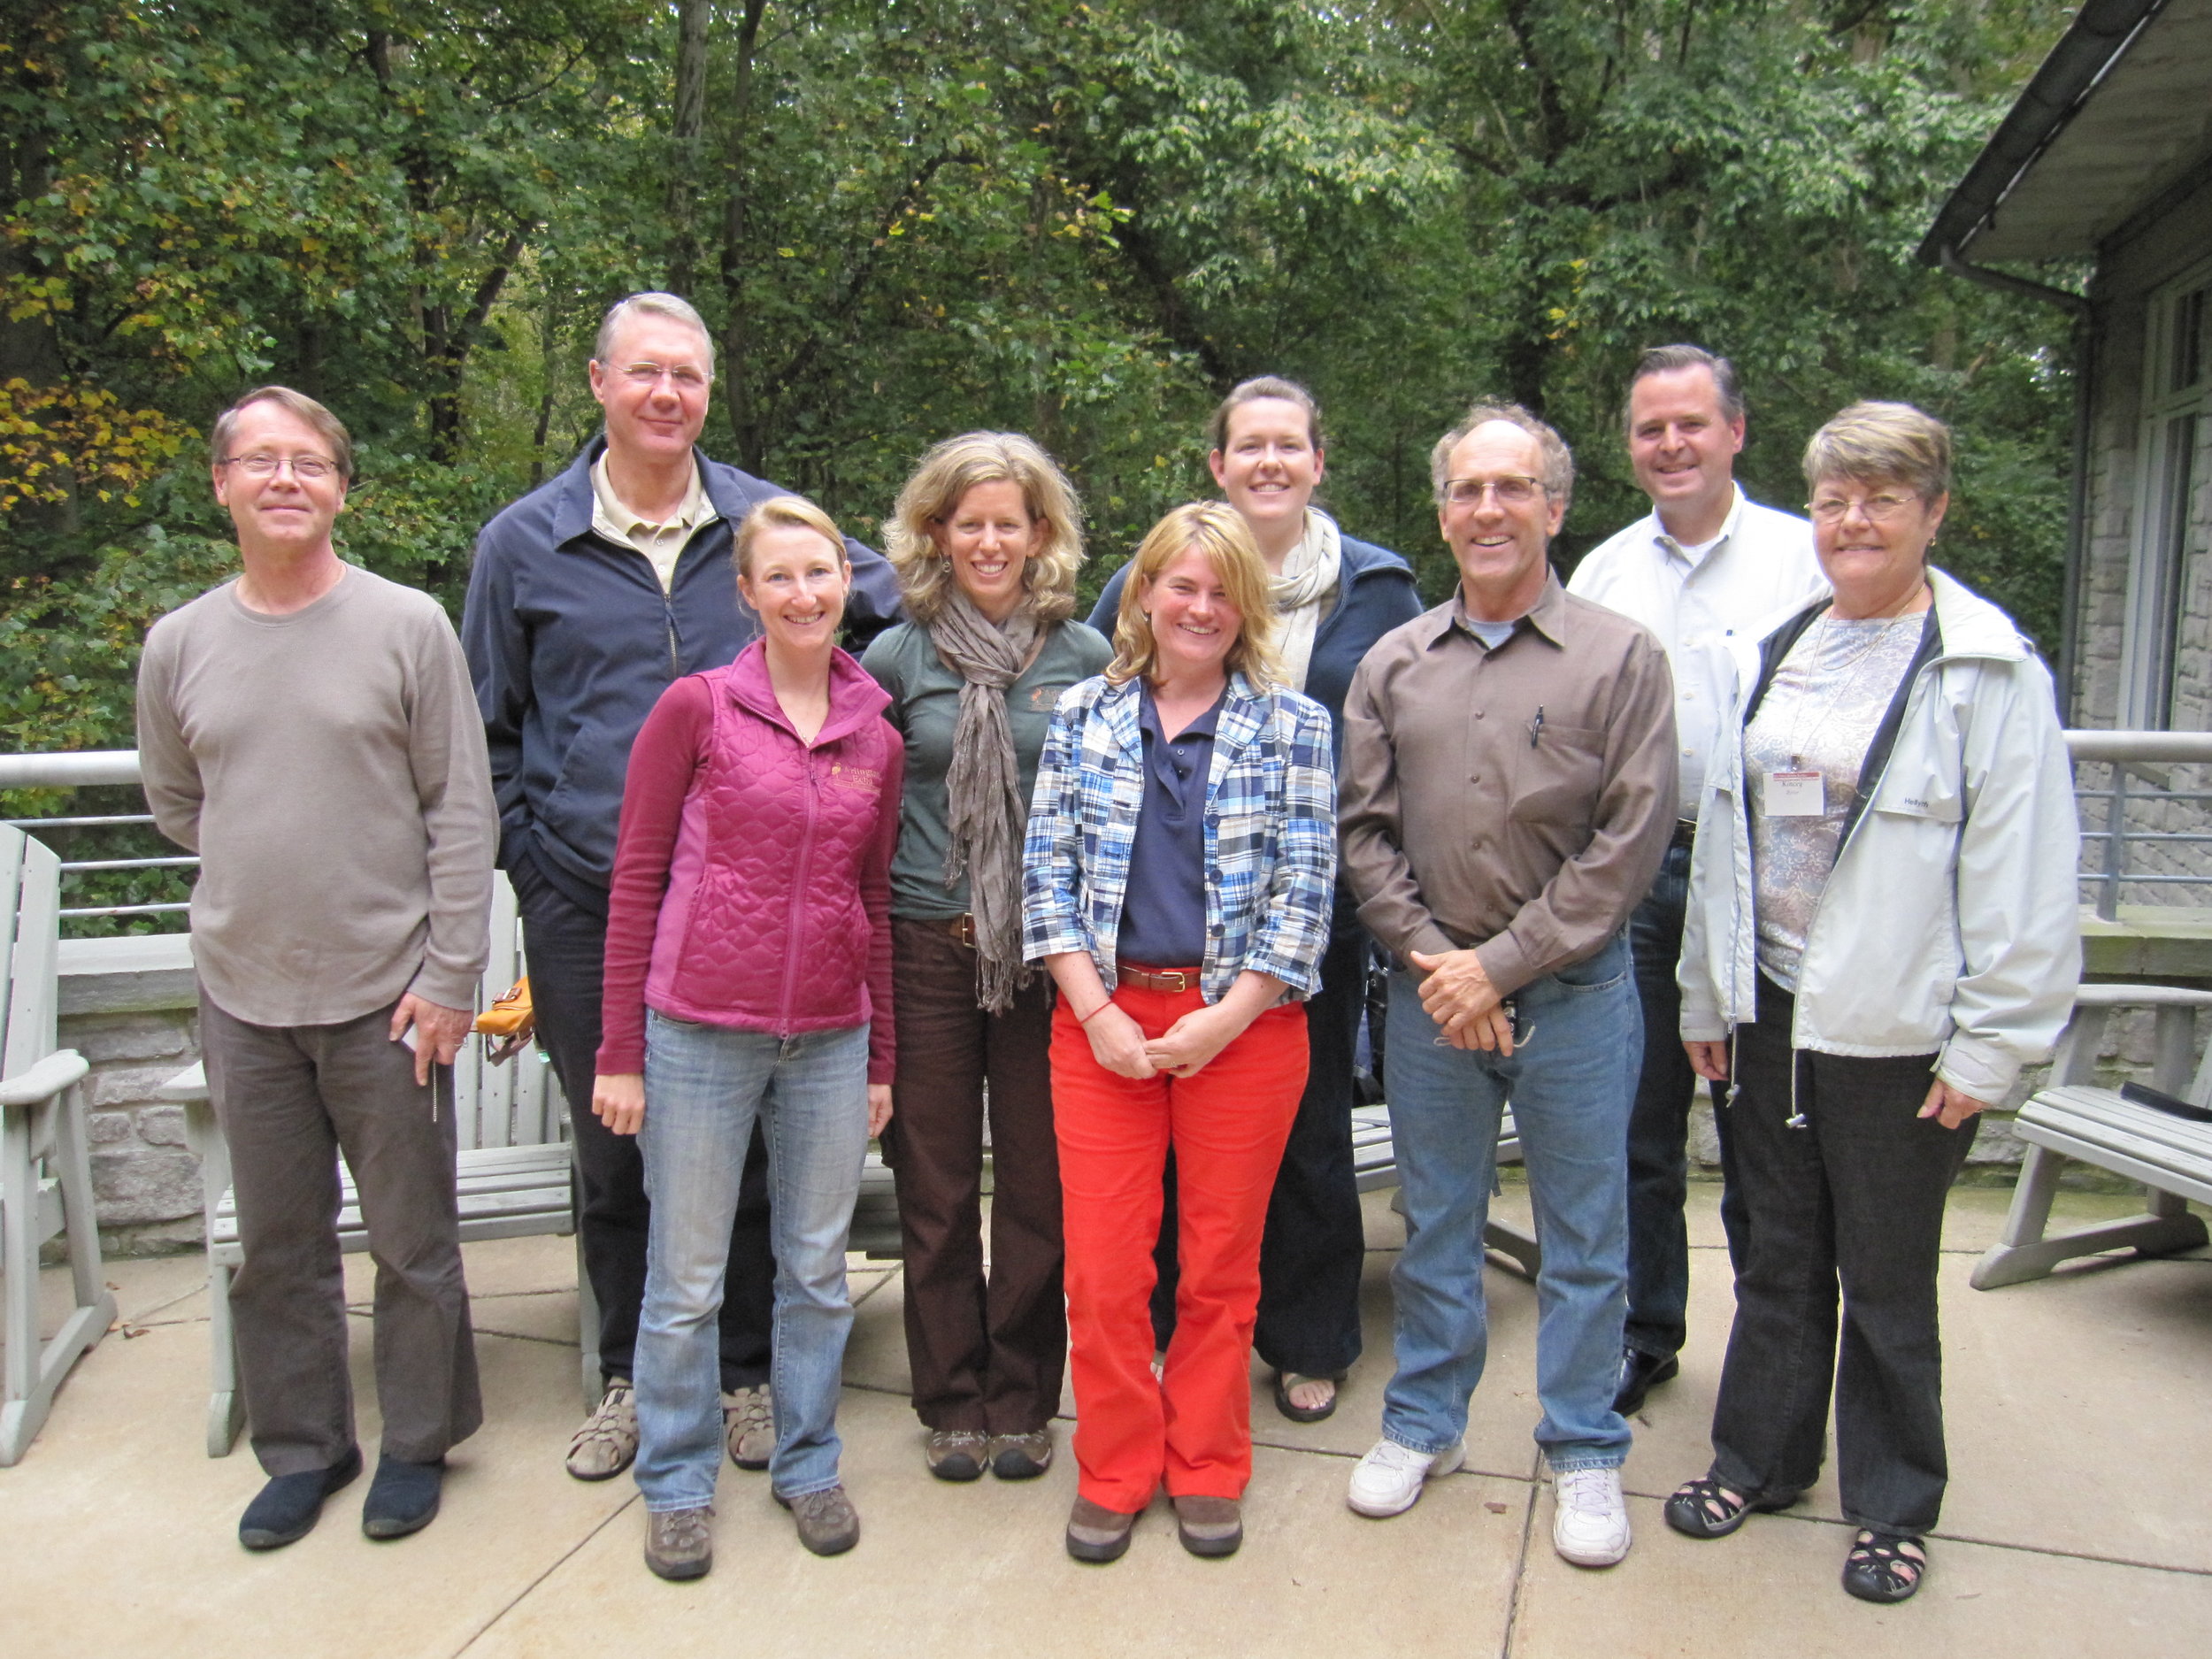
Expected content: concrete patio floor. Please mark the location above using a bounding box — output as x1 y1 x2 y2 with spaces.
4 1181 2208 1659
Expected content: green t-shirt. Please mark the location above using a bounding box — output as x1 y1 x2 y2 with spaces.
861 618 1114 918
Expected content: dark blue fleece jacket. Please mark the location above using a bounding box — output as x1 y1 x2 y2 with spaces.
462 440 903 909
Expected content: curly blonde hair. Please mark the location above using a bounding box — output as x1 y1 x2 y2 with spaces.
1106 503 1285 691
883 432 1085 625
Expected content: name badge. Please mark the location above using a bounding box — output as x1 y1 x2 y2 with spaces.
1764 770 1824 818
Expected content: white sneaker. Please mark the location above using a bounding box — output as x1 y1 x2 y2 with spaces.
1347 1437 1465 1517
1552 1467 1632 1566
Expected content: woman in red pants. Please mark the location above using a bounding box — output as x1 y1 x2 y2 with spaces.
1021 502 1336 1562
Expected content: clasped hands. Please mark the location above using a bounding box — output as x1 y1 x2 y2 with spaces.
1406 947 1518 1054
1081 1001 1239 1080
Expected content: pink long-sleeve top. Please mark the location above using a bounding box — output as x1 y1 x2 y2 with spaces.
596 641 903 1083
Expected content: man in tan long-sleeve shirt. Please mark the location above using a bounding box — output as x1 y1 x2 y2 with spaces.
1337 402 1675 1569
137 386 494 1552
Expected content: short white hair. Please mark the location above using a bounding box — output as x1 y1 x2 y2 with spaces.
594 293 714 380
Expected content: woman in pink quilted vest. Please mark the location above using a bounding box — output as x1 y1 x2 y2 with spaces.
592 495 903 1579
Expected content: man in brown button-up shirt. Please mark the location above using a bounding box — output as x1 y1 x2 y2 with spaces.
1337 403 1674 1569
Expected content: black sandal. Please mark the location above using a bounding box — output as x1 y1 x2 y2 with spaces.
1271 1371 1342 1425
1663 1475 1797 1540
1842 1532 1926 1603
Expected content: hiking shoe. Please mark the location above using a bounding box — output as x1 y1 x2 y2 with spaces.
1553 1467 1632 1567
645 1505 715 1581
988 1429 1054 1479
925 1427 988 1482
566 1381 638 1481
1065 1495 1138 1563
777 1485 861 1555
361 1454 444 1540
237 1445 362 1551
1347 1438 1464 1517
723 1384 774 1471
1172 1494 1243 1558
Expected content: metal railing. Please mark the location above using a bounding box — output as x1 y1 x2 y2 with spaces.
9 735 2212 929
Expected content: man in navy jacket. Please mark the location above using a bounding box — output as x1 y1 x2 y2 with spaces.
463 293 899 1481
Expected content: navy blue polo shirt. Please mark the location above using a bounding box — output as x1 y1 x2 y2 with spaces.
1115 684 1225 970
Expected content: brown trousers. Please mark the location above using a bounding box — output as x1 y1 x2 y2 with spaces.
886 918 1064 1434
201 991 482 1476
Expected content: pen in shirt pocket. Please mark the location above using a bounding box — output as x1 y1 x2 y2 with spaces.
1527 706 1544 748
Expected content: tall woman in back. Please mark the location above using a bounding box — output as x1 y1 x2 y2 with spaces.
594 497 902 1578
1090 378 1421 1422
863 433 1111 1484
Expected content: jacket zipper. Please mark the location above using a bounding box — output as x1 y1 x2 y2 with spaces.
778 734 822 1036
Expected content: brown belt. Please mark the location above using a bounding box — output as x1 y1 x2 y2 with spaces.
929 913 977 949
1117 963 1202 993
1671 819 1697 851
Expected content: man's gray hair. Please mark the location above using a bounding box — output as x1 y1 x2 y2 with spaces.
211 386 355 481
1430 401 1574 513
594 292 715 380
1623 344 1744 430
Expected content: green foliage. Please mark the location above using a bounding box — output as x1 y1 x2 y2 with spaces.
4 0 2081 781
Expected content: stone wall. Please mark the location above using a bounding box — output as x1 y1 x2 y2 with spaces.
58 933 205 1256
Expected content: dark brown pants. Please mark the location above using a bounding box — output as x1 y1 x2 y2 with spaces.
201 991 482 1476
887 918 1064 1435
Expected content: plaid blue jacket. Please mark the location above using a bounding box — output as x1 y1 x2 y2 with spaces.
1021 672 1337 1002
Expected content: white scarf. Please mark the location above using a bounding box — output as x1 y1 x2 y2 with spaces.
1271 509 1342 694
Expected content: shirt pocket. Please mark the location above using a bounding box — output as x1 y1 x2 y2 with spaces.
1508 721 1607 831
1866 740 1964 826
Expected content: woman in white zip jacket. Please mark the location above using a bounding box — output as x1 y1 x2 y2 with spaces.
1663 403 2079 1606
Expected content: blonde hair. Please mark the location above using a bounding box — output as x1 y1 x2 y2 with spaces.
1106 503 1285 691
883 432 1084 625
732 495 848 578
1802 401 1952 502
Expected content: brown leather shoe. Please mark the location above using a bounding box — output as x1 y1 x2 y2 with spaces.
1172 1494 1242 1558
644 1505 714 1580
1065 1495 1138 1563
776 1484 860 1555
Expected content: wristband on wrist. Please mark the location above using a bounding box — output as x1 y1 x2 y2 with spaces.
1075 998 1114 1026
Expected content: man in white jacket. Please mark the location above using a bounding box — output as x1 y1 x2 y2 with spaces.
1568 345 1826 1417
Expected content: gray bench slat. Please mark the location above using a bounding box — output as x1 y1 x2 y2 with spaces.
2023 1086 2212 1165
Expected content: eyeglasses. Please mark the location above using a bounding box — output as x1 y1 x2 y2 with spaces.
1806 491 1919 525
220 453 339 480
1441 474 1546 507
615 361 710 391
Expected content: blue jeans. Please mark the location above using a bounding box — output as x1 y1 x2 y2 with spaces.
1381 934 1638 1471
634 1013 871 1509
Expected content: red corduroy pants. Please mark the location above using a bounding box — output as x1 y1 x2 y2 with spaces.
1050 979 1308 1511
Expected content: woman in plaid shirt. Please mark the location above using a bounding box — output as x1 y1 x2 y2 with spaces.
1023 502 1336 1563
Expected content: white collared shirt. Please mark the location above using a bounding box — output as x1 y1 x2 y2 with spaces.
590 454 718 593
1569 484 1827 818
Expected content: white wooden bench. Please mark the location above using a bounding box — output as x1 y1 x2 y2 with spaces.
1972 983 2212 1289
0 826 114 1464
1351 1102 1540 1279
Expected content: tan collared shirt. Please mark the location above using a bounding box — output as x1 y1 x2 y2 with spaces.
1339 572 1678 997
590 454 718 592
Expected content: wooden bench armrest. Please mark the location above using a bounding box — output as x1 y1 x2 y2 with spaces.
0 1048 88 1107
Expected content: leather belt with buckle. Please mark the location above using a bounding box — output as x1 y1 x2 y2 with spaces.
937 914 977 949
1117 963 1199 993
1671 819 1697 851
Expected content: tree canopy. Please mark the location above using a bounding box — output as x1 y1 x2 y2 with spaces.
5 0 2077 770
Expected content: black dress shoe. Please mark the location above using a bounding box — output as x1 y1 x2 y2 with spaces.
1611 1346 1680 1416
361 1453 446 1540
238 1445 364 1550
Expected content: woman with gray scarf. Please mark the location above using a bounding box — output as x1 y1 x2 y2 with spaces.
863 433 1111 1482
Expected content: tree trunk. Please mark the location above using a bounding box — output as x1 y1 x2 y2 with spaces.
716 0 770 469
664 0 710 296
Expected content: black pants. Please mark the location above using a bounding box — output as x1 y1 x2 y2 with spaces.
511 852 775 1391
1624 841 1748 1361
1149 918 1368 1379
202 993 481 1476
886 918 1064 1434
1708 976 1973 1537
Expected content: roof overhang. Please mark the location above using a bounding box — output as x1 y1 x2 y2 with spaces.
1919 0 2212 267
